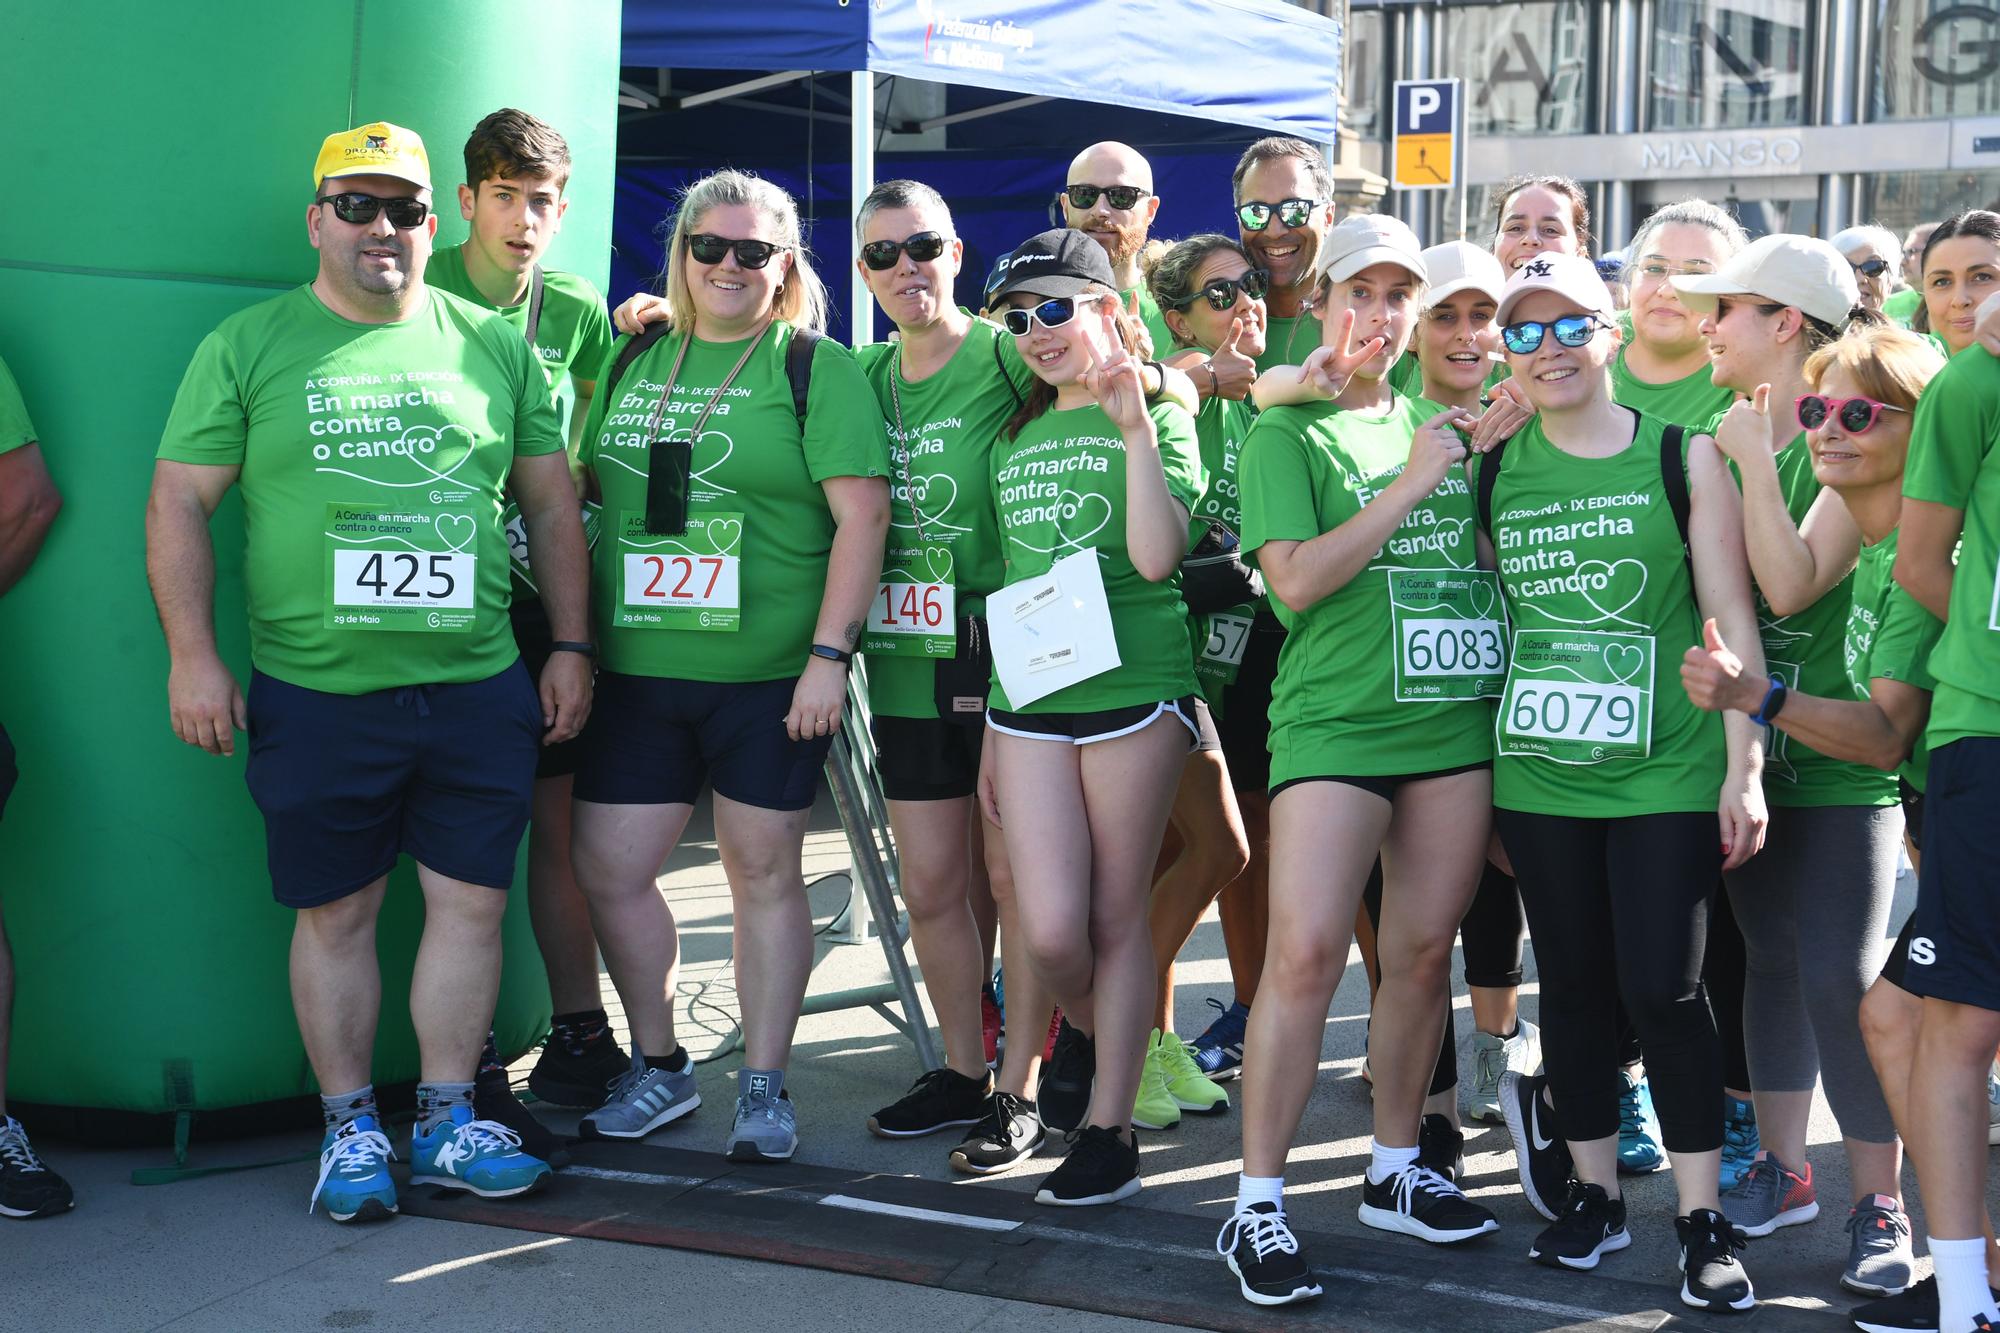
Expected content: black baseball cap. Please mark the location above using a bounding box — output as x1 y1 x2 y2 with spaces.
988 228 1117 303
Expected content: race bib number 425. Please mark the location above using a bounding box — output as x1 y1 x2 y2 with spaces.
616 510 742 631
324 502 478 632
1498 629 1653 764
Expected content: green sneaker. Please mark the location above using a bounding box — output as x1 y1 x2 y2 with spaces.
1133 1031 1182 1130
1155 1028 1230 1115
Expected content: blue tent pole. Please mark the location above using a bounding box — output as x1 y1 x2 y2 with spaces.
849 70 877 348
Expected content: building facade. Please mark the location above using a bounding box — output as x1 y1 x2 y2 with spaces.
1339 0 2000 248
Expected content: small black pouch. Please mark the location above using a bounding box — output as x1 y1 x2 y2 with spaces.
933 614 993 724
644 435 693 534
1179 522 1264 616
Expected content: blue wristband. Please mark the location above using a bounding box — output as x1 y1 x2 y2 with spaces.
1748 673 1788 727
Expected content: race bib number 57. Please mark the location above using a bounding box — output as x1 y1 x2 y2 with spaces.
325 503 478 632
1498 629 1653 764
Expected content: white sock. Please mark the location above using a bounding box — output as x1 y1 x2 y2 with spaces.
1930 1236 2000 1329
1367 1139 1420 1185
1235 1174 1284 1215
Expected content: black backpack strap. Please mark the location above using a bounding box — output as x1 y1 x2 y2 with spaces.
601 319 677 403
522 265 546 346
786 326 823 422
993 329 1023 407
1660 423 1694 582
1475 438 1509 540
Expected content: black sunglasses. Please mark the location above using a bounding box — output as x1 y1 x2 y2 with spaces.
316 192 430 228
1851 257 1890 278
1169 268 1270 312
1237 198 1319 232
1501 313 1610 355
1001 295 1099 336
1065 184 1148 211
687 233 786 268
861 231 950 271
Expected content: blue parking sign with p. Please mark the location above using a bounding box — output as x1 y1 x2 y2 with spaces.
1399 81 1456 135
1392 78 1460 190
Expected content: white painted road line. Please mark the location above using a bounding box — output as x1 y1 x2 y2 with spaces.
819 1193 1023 1233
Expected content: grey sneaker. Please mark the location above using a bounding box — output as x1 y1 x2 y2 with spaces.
1719 1152 1819 1237
1841 1194 1914 1297
726 1071 797 1162
1466 1019 1541 1125
578 1047 700 1141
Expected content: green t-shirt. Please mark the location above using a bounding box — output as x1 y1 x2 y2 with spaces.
1124 285 1178 361
0 355 35 455
856 316 1033 718
1483 414 1725 816
156 285 562 694
1187 394 1261 709
577 321 889 683
1883 287 1923 329
1240 395 1496 786
987 400 1205 712
1610 346 1735 429
1846 528 1944 792
1256 312 1321 374
1748 436 1896 807
1902 346 2000 747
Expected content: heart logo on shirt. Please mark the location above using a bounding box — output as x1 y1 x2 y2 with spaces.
434 513 477 552
1431 516 1473 567
1602 641 1648 686
688 429 737 494
909 473 960 527
1469 578 1497 621
923 546 954 584
1054 490 1112 546
704 517 743 555
1575 559 1648 625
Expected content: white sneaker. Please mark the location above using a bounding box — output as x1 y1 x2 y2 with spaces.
1466 1019 1542 1125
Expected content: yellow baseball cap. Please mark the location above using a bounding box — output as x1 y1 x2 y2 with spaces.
313 122 431 191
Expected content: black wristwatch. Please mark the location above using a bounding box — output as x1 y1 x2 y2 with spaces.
1749 673 1788 726
550 640 598 659
808 643 853 667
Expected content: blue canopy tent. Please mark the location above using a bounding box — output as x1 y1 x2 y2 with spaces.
617 0 1344 341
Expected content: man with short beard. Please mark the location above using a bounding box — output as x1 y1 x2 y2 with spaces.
1232 138 1338 373
1060 141 1175 357
145 122 592 1223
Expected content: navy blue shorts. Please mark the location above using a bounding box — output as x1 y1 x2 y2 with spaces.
512 599 584 781
244 663 540 909
574 671 832 811
1900 736 2000 1011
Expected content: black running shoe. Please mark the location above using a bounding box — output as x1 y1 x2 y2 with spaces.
950 1092 1046 1175
1848 1274 2000 1333
1035 1124 1140 1206
0 1120 73 1219
1418 1113 1466 1184
527 1033 632 1108
1217 1201 1322 1307
867 1067 993 1138
1678 1207 1755 1313
473 1069 571 1168
1358 1163 1499 1243
1500 1070 1573 1221
1037 1019 1094 1135
1530 1180 1631 1270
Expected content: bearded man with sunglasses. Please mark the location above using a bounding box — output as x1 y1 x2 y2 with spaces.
1059 142 1176 360
145 122 593 1223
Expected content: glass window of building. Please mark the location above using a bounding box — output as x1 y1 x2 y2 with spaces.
1648 0 1812 128
1441 1 1594 135
1345 7 1385 142
1863 170 2000 233
1871 0 2000 120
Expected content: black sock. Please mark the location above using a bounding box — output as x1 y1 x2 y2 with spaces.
479 1030 506 1078
643 1046 688 1074
551 1008 613 1054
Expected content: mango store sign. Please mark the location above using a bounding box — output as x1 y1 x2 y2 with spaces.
1638 131 1804 175
1469 121 1957 185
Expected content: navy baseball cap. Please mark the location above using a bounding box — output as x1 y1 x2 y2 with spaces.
988 229 1117 303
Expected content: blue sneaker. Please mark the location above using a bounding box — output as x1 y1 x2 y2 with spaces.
1616 1068 1663 1174
409 1105 551 1198
1720 1093 1759 1192
311 1115 397 1222
1192 997 1250 1083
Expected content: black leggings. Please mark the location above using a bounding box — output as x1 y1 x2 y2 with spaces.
1496 808 1725 1152
1706 880 1752 1092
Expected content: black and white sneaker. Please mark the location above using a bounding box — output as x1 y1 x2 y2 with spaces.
1418 1113 1466 1184
949 1092 1045 1175
1358 1163 1499 1243
1037 1018 1094 1135
1678 1207 1755 1313
1847 1273 2000 1333
867 1067 993 1138
1500 1070 1574 1221
1035 1125 1140 1206
0 1119 73 1219
1530 1180 1631 1270
1218 1202 1322 1306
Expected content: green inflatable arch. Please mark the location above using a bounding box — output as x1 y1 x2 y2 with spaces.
0 0 620 1140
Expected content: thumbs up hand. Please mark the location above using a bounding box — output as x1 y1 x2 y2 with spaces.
1681 617 1766 714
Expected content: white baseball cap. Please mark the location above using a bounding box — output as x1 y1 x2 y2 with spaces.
1496 253 1617 325
1419 241 1507 308
1671 234 1860 328
1314 213 1428 285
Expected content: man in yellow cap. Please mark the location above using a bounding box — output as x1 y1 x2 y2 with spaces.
144 121 593 1222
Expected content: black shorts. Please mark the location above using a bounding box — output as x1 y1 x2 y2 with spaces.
0 722 14 823
873 713 985 803
511 599 583 781
1218 619 1283 794
1270 761 1492 803
1899 776 1924 855
244 663 540 909
574 671 833 811
987 695 1203 748
1899 737 2000 1010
